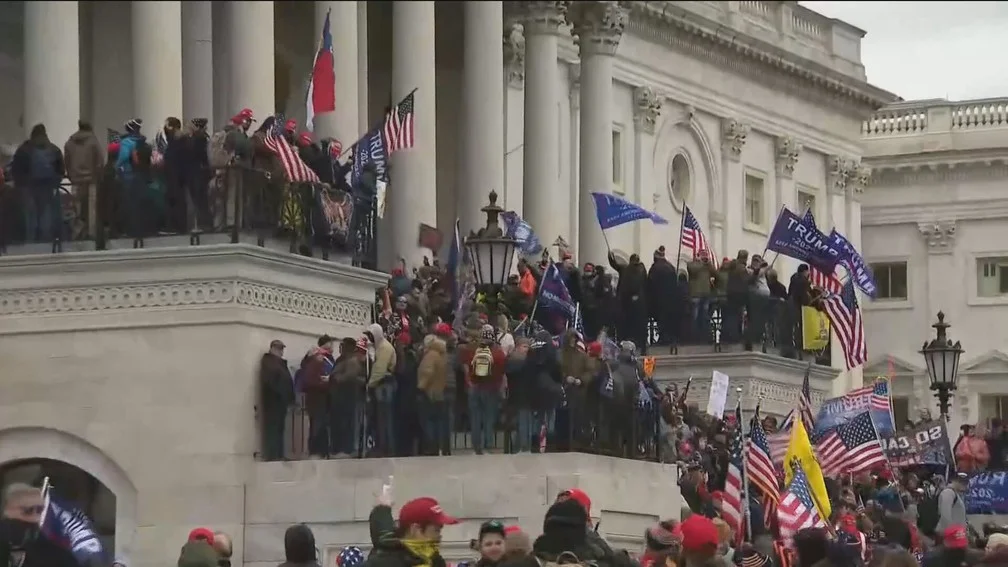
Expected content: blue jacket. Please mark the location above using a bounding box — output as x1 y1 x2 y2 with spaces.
116 134 145 175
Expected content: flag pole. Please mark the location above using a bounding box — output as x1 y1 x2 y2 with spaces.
38 476 51 527
760 204 786 259
738 391 753 544
340 87 420 159
674 203 687 274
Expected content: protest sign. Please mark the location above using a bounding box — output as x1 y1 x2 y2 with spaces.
967 471 1008 514
880 420 953 467
707 370 729 418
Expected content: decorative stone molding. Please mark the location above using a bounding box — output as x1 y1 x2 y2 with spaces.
847 161 872 199
519 1 570 36
0 280 373 326
827 155 853 195
503 22 526 89
721 118 749 162
681 104 697 122
774 135 802 179
567 63 580 109
917 220 957 253
632 86 661 134
569 1 629 56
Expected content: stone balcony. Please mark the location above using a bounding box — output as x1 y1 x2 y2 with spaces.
861 98 1008 159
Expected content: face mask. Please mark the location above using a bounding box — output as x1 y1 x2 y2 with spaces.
0 517 40 549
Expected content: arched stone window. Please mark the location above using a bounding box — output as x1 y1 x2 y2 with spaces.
667 152 692 212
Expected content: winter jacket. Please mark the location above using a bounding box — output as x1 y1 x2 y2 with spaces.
979 547 1008 566
367 323 397 388
116 133 146 174
178 541 219 567
260 352 295 410
686 260 714 297
366 505 448 567
63 129 104 184
11 135 65 188
458 343 507 391
417 335 449 400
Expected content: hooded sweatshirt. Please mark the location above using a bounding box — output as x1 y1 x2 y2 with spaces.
417 335 449 400
281 524 321 567
367 323 397 388
64 129 104 184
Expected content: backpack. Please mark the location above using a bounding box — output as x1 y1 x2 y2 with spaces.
916 493 942 537
535 551 596 567
207 130 233 168
471 346 494 380
28 146 58 184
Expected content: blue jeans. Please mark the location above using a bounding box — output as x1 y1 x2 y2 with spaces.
419 398 452 455
514 408 555 452
467 388 501 453
691 297 711 341
20 184 58 242
373 381 396 455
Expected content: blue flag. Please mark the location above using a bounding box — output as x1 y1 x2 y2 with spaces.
538 264 576 319
590 192 668 230
350 126 389 187
501 211 543 255
766 208 840 273
40 488 107 567
803 209 877 298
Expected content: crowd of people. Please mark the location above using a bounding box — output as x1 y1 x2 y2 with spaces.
0 114 378 264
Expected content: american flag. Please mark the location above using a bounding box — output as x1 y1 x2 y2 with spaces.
777 465 826 545
799 367 816 432
747 412 781 504
383 91 415 153
722 401 745 546
810 266 843 294
768 411 792 469
822 278 867 370
264 114 320 183
572 302 586 349
680 205 718 268
816 411 887 477
843 380 892 413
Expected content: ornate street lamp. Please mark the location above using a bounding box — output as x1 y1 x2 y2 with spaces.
464 191 517 315
919 311 964 421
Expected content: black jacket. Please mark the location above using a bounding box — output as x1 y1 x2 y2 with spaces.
260 353 295 410
364 505 448 567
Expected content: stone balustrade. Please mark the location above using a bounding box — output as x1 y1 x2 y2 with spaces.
861 97 1008 160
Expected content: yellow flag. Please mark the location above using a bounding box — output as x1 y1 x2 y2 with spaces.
642 356 656 378
801 306 830 350
784 418 832 521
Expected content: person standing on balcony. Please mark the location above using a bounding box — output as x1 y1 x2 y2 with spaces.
10 124 65 243
63 120 104 240
329 337 368 457
417 329 450 456
647 247 677 345
299 335 336 459
458 325 507 454
366 322 398 457
259 339 295 461
607 252 649 354
685 251 716 344
179 119 212 232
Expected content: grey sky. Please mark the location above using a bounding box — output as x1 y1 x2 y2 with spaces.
802 1 1008 102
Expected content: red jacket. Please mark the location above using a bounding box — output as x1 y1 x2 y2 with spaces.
457 343 506 390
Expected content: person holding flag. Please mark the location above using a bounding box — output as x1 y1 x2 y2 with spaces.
782 412 832 526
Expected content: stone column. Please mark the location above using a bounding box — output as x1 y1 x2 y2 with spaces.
520 2 568 249
632 86 661 253
773 135 801 275
572 1 627 261
720 119 749 255
182 1 214 124
212 2 231 128
24 1 80 146
228 2 275 123
567 64 580 248
503 21 526 214
133 1 184 130
460 1 505 235
357 2 369 135
313 1 358 143
388 1 436 267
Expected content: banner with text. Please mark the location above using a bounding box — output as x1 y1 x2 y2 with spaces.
828 229 878 298
813 387 895 438
881 420 954 467
967 471 1008 515
766 208 842 273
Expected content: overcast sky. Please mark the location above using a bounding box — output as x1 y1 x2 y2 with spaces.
801 1 1008 102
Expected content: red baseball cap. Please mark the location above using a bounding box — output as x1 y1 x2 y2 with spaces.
679 515 719 552
398 497 458 527
503 525 522 535
188 527 215 543
558 488 591 516
944 525 969 549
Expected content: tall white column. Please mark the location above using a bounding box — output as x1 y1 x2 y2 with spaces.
571 2 627 261
357 2 369 135
24 1 80 146
228 2 275 123
460 1 505 235
182 1 214 124
212 2 232 129
313 1 358 143
520 2 567 248
388 1 436 267
133 1 184 130
631 86 662 254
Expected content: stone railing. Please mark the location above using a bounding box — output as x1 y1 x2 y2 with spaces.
863 98 1008 137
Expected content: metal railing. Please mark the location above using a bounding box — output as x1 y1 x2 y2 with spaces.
256 391 664 463
0 164 378 268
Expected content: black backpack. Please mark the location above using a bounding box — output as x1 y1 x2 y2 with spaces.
917 494 942 537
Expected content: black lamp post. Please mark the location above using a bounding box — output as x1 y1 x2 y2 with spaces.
464 191 517 319
919 311 964 421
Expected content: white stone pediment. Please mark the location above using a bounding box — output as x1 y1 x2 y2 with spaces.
863 354 922 378
960 350 1008 376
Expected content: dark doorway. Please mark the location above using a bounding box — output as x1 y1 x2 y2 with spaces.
0 458 116 554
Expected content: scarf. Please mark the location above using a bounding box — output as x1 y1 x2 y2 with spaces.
400 539 440 567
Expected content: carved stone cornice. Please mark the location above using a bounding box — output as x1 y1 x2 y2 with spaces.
503 22 526 89
519 1 570 36
863 198 1008 227
865 161 1008 188
721 118 749 162
632 86 661 134
917 220 957 254
774 135 802 179
569 1 629 56
624 4 897 117
827 155 853 195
